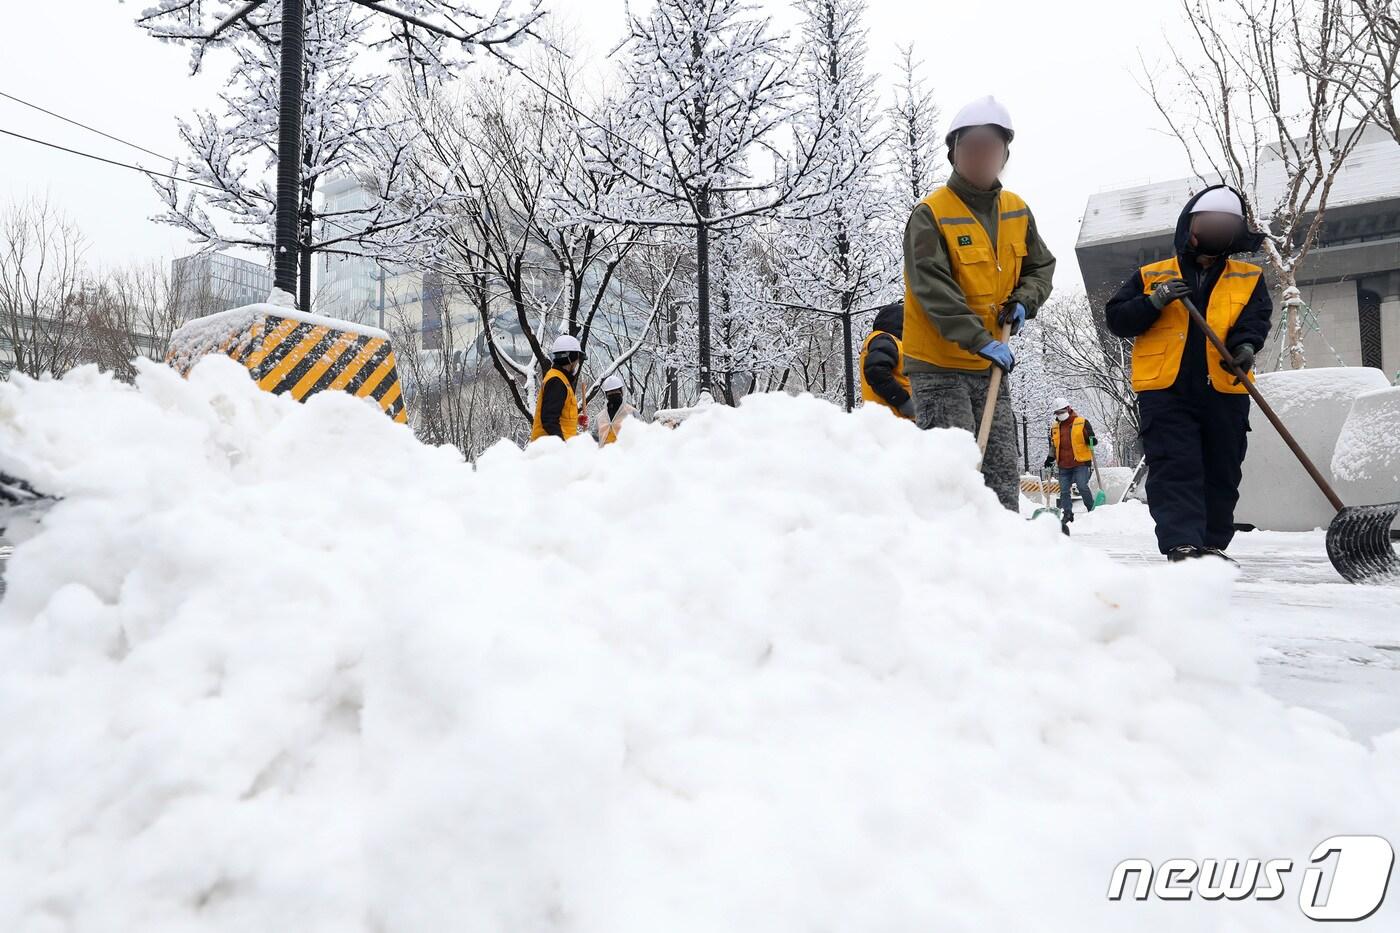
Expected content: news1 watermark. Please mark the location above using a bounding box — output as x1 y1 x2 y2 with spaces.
1109 835 1395 921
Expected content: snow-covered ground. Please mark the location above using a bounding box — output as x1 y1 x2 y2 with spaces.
1062 502 1400 742
1 359 1397 931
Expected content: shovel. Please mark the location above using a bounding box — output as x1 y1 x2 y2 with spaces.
1089 449 1108 508
975 322 1013 467
1030 468 1061 522
1183 297 1399 584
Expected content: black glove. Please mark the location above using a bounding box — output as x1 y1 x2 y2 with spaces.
1223 343 1255 384
998 301 1027 336
1149 278 1192 311
898 398 915 420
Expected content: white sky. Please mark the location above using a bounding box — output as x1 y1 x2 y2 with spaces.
0 0 1198 290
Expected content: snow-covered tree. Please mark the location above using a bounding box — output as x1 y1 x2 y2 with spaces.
132 0 546 310
397 50 681 420
770 0 891 333
886 43 940 203
582 0 844 399
1141 0 1382 369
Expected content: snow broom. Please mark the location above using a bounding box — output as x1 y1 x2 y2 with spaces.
1088 449 1108 508
1182 297 1399 584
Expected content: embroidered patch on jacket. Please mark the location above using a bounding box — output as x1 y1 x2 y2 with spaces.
957 235 973 246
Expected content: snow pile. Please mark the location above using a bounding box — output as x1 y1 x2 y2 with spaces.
1 358 1398 932
1237 366 1390 531
1332 386 1400 506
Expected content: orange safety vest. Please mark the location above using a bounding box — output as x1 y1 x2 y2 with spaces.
530 368 580 441
1049 416 1092 465
858 330 912 417
1135 258 1261 394
903 185 1032 371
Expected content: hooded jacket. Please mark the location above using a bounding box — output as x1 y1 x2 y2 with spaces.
1104 184 1272 396
860 301 912 412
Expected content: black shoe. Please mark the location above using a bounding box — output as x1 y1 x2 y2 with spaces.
1167 545 1203 563
1060 519 1071 537
1200 547 1238 566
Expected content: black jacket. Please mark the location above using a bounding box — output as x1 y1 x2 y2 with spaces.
1105 185 1272 394
539 368 574 438
862 301 911 410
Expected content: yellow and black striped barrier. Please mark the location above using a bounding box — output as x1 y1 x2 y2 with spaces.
166 304 408 424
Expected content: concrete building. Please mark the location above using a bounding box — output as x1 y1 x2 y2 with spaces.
170 252 273 321
317 173 381 326
1076 125 1400 378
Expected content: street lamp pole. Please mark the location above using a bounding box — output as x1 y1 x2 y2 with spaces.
273 0 305 305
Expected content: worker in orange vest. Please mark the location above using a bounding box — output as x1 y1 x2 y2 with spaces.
1042 397 1097 530
530 334 584 443
595 373 636 446
1105 186 1271 562
858 301 914 418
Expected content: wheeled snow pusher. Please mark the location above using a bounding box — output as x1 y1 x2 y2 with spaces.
166 303 408 424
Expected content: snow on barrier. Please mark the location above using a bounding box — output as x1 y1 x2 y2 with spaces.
166 302 408 424
1332 386 1400 508
1 360 1398 931
1237 366 1390 531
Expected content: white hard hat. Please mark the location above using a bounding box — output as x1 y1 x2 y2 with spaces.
1053 397 1070 412
550 334 582 355
602 374 624 392
1190 187 1245 218
946 96 1014 145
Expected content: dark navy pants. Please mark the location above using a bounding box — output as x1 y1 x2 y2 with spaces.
1138 388 1251 554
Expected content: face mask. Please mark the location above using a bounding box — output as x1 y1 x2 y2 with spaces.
1196 231 1237 255
1056 411 1069 422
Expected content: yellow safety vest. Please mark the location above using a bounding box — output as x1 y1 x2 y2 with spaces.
1049 417 1093 465
1135 258 1261 394
903 186 1032 371
858 330 912 417
530 368 579 441
600 406 629 446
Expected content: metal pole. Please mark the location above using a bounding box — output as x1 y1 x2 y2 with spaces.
1021 415 1029 472
273 0 305 304
841 310 854 411
696 216 711 395
378 265 385 331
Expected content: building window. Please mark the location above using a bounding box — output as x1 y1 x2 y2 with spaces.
1358 288 1383 370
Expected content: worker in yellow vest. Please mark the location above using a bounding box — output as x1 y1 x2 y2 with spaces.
1042 397 1097 529
530 334 584 443
595 373 636 446
858 301 914 419
902 96 1056 510
1105 186 1272 562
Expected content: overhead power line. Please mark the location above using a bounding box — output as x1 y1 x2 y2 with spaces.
0 88 177 163
0 126 223 191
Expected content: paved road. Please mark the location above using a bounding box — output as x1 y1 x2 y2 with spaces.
1076 513 1400 742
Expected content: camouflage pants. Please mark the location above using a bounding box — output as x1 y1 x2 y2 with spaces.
909 370 1020 511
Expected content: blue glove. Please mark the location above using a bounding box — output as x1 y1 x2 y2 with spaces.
977 339 1016 374
998 301 1027 336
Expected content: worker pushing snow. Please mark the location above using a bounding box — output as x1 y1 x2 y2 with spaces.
1042 397 1097 532
595 374 636 446
1105 185 1272 563
901 96 1056 510
858 300 914 419
531 334 586 443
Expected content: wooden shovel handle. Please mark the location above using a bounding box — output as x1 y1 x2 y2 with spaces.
1180 297 1346 513
976 321 1013 464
